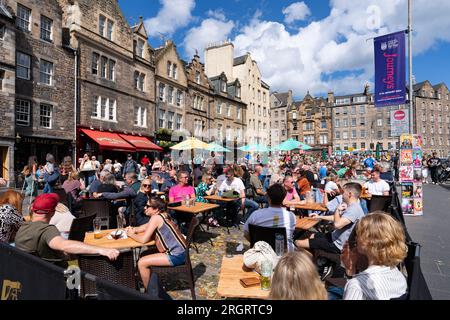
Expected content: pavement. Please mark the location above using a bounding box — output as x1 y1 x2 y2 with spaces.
404 183 450 300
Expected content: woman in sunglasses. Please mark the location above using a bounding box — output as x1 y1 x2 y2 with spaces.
133 178 156 226
127 197 187 291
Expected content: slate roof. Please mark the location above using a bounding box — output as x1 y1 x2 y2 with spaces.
233 55 247 66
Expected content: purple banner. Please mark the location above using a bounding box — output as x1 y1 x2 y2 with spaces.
374 31 406 107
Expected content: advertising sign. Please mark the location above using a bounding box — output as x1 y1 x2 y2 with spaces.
391 109 409 136
374 31 406 107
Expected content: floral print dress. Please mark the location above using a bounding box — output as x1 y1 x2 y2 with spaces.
195 182 209 203
0 205 24 243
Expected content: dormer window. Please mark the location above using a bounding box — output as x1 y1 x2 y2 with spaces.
221 81 226 92
136 38 145 58
236 86 241 98
195 71 200 84
172 64 177 79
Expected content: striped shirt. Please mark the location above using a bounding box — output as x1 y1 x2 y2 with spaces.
155 214 187 256
343 265 407 300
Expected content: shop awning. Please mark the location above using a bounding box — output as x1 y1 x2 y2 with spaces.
80 129 136 152
119 134 163 152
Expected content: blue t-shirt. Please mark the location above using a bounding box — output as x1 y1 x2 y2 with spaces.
364 157 376 169
319 166 327 179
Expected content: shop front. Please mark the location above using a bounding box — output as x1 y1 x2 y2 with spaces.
78 128 162 165
14 136 74 174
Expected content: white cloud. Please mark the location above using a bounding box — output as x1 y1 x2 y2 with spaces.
230 0 450 97
144 0 195 37
183 15 234 58
282 2 311 24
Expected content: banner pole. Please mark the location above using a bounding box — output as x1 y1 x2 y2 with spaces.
408 0 414 134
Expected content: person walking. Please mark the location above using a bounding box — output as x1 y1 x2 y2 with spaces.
427 152 441 184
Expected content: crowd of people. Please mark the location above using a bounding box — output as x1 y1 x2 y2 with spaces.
0 148 430 300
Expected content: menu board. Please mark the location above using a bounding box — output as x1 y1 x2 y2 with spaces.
400 134 423 216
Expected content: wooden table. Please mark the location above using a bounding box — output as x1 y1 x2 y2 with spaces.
169 202 219 214
295 217 320 230
216 255 269 299
292 202 328 212
204 195 239 202
84 228 155 249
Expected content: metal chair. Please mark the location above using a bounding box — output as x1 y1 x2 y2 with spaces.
80 198 113 228
248 224 287 252
54 188 68 206
151 216 199 300
68 214 96 242
78 249 136 298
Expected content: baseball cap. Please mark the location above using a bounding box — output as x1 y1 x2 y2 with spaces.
32 193 60 214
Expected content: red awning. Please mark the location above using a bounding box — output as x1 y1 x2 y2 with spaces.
80 129 136 152
119 134 163 152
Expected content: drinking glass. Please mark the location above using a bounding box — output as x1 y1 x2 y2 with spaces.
260 259 272 290
117 214 125 230
93 218 102 239
275 233 285 256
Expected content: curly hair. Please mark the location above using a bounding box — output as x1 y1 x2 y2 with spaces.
356 211 407 267
269 250 327 300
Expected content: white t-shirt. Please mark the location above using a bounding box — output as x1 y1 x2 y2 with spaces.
113 163 122 171
244 207 297 252
219 177 245 193
325 181 339 192
364 179 390 196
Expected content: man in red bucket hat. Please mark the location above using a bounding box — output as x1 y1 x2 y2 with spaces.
15 193 119 267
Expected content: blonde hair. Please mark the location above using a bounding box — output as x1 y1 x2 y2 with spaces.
269 251 327 300
139 178 152 193
68 171 79 181
356 211 407 267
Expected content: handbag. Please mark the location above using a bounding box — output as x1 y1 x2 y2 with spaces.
222 190 240 198
243 241 279 274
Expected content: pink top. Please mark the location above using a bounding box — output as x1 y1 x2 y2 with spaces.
169 184 195 202
284 187 299 202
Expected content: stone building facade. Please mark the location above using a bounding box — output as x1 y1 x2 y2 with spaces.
5 0 75 171
209 72 246 154
184 54 213 141
154 40 187 138
205 41 270 146
59 0 156 162
413 81 450 157
287 92 332 152
0 2 15 183
270 91 292 146
330 85 408 152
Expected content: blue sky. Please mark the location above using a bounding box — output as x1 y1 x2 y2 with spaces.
119 0 450 99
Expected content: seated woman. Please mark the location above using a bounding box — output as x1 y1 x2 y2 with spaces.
0 190 24 244
133 178 154 226
62 171 84 202
195 174 219 227
97 173 118 193
342 211 408 300
269 250 327 300
126 197 187 291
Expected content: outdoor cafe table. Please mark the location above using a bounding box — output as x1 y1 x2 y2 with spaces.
203 195 239 202
84 229 155 250
296 216 320 230
292 202 328 212
169 202 220 248
216 255 269 299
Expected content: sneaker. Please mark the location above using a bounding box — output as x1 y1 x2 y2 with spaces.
320 265 333 281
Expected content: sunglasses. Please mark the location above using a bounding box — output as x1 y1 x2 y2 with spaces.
142 184 152 187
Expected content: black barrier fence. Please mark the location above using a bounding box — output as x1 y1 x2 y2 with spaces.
0 242 67 300
0 242 162 300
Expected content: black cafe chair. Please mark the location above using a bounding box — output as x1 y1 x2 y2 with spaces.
248 224 287 252
368 195 392 213
68 214 97 242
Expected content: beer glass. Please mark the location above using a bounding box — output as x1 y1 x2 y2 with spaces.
93 218 102 239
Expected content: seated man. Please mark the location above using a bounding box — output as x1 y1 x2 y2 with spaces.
15 194 119 267
295 182 364 258
363 169 390 196
250 165 268 205
244 184 296 252
168 171 195 203
282 176 304 207
161 170 177 193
